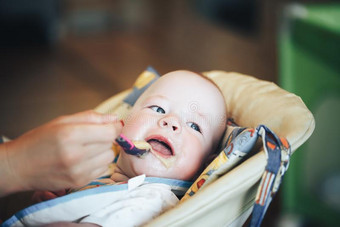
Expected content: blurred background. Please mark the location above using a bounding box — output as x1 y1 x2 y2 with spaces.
1 0 339 226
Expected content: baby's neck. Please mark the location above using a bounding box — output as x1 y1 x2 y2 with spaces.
110 163 130 183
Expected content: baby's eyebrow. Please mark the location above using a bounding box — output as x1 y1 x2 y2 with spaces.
145 95 168 102
141 95 168 105
150 94 168 100
190 111 209 124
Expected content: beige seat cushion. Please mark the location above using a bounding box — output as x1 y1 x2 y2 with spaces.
207 71 315 152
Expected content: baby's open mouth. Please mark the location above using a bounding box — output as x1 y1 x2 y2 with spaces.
145 135 176 168
147 138 173 157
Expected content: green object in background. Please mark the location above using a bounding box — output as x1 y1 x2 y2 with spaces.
279 3 340 226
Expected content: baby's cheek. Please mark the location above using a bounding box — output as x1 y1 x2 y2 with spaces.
179 142 208 177
122 113 157 140
122 118 148 140
173 155 201 180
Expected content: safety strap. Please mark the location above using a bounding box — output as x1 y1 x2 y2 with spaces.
249 125 291 227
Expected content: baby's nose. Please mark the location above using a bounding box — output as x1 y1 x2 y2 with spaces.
159 116 181 133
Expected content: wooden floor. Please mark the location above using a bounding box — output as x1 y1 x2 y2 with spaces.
0 1 282 224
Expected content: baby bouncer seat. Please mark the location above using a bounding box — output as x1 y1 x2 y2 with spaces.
2 68 314 227
94 68 315 227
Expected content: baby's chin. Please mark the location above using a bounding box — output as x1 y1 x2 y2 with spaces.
122 152 197 180
130 160 195 181
130 154 173 177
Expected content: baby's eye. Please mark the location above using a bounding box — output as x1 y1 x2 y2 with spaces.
149 105 165 114
187 122 201 133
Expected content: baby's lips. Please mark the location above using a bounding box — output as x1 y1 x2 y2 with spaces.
120 120 125 126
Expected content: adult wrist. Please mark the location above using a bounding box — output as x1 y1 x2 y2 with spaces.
0 141 26 197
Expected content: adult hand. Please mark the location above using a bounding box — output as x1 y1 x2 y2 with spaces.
32 189 68 203
0 110 122 197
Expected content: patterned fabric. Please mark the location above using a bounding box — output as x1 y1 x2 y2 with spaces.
123 66 160 106
69 174 125 193
250 125 291 227
181 126 258 201
180 124 291 227
69 174 191 197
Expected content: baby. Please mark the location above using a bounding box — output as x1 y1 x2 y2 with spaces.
23 70 227 226
112 70 227 183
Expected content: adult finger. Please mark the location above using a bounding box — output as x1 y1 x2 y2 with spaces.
89 165 113 180
52 189 67 197
37 191 58 202
59 122 123 144
56 110 120 125
71 149 115 183
82 143 115 159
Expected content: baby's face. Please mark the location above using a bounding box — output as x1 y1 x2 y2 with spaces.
117 70 226 180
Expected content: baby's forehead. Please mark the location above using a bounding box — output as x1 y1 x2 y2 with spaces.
154 71 218 91
136 70 226 112
159 70 207 83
